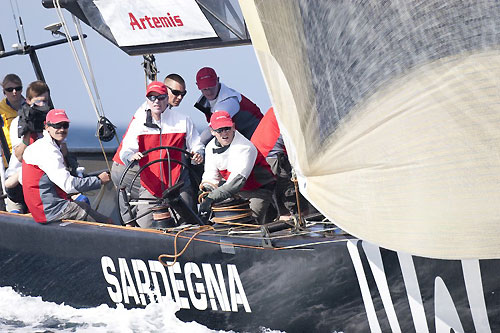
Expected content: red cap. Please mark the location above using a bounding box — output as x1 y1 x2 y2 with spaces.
46 109 70 124
210 110 233 130
196 67 218 89
146 81 167 96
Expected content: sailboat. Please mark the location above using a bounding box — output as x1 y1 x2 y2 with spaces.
0 0 499 332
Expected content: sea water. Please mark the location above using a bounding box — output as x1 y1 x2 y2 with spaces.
0 287 285 332
0 286 214 332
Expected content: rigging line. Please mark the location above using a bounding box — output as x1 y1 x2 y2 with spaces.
53 0 101 120
53 0 112 173
72 14 121 147
72 15 105 117
14 0 27 46
8 0 22 45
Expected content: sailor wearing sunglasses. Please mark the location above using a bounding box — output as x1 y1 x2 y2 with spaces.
120 81 204 228
22 109 111 224
110 74 190 224
199 111 275 224
1 74 25 153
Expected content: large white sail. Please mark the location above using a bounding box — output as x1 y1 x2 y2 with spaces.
240 0 500 259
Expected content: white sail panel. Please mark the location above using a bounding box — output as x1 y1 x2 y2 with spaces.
240 0 500 259
94 0 217 46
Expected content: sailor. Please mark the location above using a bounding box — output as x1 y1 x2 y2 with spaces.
4 81 51 214
194 67 263 145
110 74 190 223
199 111 275 224
119 81 204 228
0 74 25 153
251 107 309 219
22 109 111 224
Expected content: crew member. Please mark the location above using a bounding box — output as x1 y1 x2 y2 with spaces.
22 109 111 223
0 74 24 153
119 81 204 228
194 67 263 144
251 107 309 218
199 111 275 224
111 74 189 223
5 81 51 213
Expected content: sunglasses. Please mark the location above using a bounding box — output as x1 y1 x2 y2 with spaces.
4 86 22 92
147 94 168 102
214 126 232 133
167 86 187 97
48 122 70 129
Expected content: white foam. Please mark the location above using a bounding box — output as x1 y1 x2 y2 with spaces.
0 286 222 332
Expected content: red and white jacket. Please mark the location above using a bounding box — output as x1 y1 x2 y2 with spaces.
250 107 286 158
22 132 102 223
120 107 203 197
196 83 263 142
202 131 274 202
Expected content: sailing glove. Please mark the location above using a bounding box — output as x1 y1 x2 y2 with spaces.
198 197 214 222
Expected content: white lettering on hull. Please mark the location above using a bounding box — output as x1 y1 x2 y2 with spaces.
101 257 251 313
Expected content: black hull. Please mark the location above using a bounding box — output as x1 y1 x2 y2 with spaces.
0 212 499 332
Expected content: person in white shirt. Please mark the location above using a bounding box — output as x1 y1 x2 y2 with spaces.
22 109 111 223
120 81 204 228
199 111 275 224
5 80 50 213
110 74 190 224
194 67 263 145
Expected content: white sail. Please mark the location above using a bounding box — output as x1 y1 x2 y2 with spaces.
240 0 500 259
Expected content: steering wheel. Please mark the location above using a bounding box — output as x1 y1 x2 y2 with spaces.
116 146 202 226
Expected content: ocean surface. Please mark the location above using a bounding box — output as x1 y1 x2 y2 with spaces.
65 126 125 150
0 286 286 333
0 286 214 332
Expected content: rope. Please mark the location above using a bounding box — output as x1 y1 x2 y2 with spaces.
158 225 214 267
63 218 347 251
211 212 254 223
53 0 113 174
9 0 25 45
53 0 100 120
72 16 105 120
210 218 260 228
198 181 218 203
291 169 303 227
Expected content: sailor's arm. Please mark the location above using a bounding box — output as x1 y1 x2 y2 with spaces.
185 116 204 164
39 148 103 194
207 175 247 202
119 118 141 164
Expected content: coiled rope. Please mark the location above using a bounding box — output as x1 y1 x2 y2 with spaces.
158 225 214 267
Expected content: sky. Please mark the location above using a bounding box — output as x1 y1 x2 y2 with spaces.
0 0 271 144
